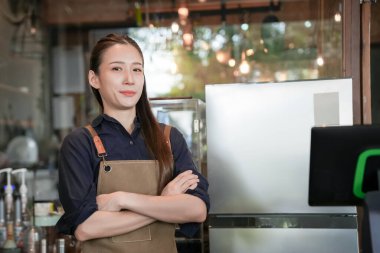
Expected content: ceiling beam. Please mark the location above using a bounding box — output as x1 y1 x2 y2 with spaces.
42 0 313 27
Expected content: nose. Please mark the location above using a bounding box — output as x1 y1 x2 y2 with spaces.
123 69 134 85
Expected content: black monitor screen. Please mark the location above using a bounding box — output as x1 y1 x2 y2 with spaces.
308 125 380 206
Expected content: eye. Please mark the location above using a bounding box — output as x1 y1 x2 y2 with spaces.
112 66 122 71
133 68 143 72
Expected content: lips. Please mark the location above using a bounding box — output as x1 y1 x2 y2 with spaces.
120 90 136 96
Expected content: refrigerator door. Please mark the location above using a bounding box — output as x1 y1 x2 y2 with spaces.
206 79 358 253
206 79 355 214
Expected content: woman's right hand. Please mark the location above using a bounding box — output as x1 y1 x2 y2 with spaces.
161 170 199 196
97 191 124 211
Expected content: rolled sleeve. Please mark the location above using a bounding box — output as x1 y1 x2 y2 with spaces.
179 173 210 237
56 128 99 235
170 126 210 237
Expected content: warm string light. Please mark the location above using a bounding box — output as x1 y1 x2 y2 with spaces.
334 13 342 23
228 59 236 67
246 49 254 57
239 61 250 74
316 56 324 66
178 7 189 18
170 2 260 73
239 52 250 75
216 50 229 64
176 3 194 50
178 6 189 26
30 9 37 35
171 22 179 33
182 32 194 50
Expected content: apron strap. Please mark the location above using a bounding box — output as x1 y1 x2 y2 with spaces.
86 123 172 157
85 125 107 157
163 125 172 154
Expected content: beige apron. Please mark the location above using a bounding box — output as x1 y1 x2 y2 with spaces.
81 125 177 253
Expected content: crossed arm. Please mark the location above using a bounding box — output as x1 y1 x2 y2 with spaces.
75 170 207 241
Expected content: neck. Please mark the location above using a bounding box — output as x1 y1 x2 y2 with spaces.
104 108 136 134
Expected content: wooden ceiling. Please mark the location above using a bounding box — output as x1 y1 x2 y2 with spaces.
42 0 316 27
41 0 380 44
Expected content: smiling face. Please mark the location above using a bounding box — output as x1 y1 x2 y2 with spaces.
89 43 145 116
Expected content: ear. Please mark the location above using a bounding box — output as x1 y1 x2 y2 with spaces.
88 70 100 89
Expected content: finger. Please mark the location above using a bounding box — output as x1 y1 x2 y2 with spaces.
174 170 193 182
182 178 200 192
188 182 198 190
178 174 198 187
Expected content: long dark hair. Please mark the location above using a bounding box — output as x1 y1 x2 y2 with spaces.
90 33 172 193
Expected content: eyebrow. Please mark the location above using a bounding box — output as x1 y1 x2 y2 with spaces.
109 61 143 66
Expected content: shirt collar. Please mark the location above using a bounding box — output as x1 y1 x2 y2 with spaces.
92 114 141 129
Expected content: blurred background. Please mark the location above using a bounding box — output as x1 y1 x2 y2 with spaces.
0 0 379 252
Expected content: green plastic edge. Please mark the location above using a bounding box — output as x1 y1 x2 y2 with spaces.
353 148 380 199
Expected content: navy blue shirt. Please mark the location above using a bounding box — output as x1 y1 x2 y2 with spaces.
56 114 209 237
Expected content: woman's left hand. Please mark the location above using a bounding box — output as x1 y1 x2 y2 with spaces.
161 170 199 196
96 191 123 211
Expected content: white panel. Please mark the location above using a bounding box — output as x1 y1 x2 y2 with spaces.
206 79 355 213
52 96 75 129
52 46 85 94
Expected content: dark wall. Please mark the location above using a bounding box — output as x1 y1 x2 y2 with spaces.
371 44 380 124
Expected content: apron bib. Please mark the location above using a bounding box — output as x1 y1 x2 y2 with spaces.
81 125 176 253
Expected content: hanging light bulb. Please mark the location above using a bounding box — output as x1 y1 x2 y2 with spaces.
334 13 342 23
228 58 236 67
246 49 254 57
183 32 194 50
241 23 249 31
171 21 180 33
316 56 324 66
239 52 250 75
182 22 194 50
178 7 189 19
30 8 37 35
177 4 189 27
216 50 230 64
239 60 250 74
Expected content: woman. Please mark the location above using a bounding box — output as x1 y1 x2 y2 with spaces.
56 33 209 253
